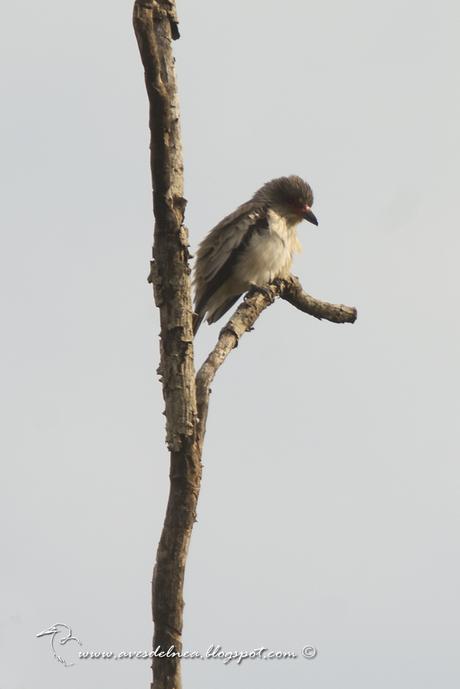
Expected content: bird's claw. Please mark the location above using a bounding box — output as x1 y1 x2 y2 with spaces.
247 283 275 304
271 277 285 289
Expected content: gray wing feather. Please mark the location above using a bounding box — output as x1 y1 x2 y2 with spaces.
193 200 265 309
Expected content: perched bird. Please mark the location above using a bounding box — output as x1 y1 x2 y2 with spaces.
193 175 318 333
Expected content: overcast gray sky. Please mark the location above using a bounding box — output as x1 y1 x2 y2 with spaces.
2 0 460 687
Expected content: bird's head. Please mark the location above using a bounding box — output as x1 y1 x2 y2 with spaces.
253 175 318 226
36 623 71 638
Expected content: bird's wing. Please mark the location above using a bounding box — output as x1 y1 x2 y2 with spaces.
194 201 267 314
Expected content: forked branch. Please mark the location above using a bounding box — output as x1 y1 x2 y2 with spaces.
133 3 357 689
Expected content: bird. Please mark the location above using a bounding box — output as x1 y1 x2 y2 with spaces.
193 175 318 334
36 622 82 666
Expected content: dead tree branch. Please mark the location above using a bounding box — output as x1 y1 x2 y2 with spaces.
133 3 357 689
133 3 200 689
196 276 357 443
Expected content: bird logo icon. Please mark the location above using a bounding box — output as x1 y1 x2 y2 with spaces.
36 622 82 667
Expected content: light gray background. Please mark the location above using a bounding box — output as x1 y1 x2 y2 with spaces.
1 0 459 687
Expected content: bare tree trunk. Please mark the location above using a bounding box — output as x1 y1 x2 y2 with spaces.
133 3 357 689
133 3 199 689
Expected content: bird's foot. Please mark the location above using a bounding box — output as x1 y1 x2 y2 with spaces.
271 277 285 289
247 283 275 304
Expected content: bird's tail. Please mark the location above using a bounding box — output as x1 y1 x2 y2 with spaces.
193 312 204 335
193 295 242 335
207 295 241 325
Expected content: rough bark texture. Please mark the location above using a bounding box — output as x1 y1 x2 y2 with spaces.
133 3 199 689
133 4 357 689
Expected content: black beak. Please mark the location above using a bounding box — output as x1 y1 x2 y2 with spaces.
303 207 318 226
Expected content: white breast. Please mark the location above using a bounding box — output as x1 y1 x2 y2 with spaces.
234 209 301 287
